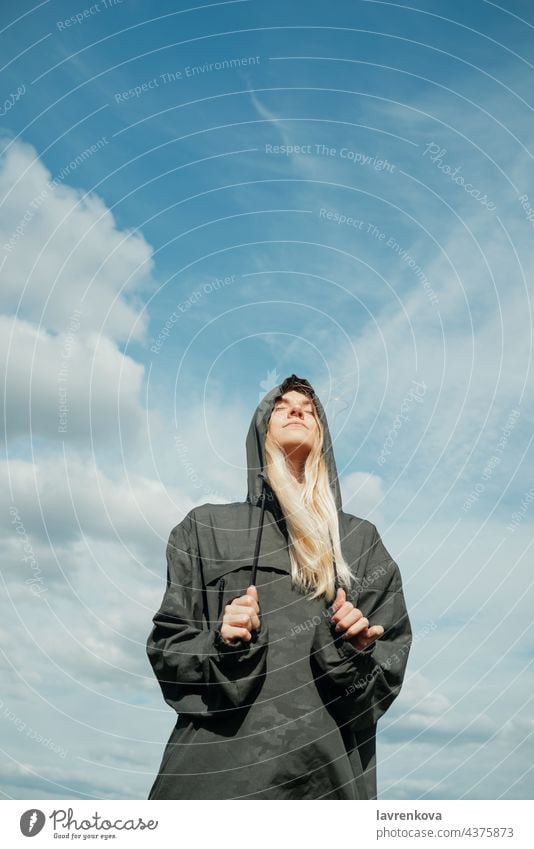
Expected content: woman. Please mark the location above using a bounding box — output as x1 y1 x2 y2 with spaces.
146 374 412 799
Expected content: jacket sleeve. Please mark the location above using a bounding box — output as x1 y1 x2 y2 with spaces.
311 523 412 731
146 510 269 717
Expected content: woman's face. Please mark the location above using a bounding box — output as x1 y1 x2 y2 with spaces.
268 390 318 461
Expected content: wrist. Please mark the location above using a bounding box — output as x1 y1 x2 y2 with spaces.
340 636 376 658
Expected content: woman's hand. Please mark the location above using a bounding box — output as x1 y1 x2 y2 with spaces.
219 585 261 645
330 587 384 650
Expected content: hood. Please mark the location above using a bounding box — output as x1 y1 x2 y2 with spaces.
245 374 343 512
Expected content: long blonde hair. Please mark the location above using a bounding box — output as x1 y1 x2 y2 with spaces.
264 403 353 602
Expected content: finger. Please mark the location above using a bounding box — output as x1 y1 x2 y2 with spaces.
228 610 261 630
246 585 258 602
342 618 370 640
231 596 260 615
232 594 259 608
331 587 346 613
331 601 357 625
221 625 251 643
225 602 260 631
358 624 384 639
347 625 384 648
334 608 362 633
226 612 255 628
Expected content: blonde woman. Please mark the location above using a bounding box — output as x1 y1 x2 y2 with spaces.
146 374 412 799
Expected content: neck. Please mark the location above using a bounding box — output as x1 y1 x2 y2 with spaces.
284 454 306 484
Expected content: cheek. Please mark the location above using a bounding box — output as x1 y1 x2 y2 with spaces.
268 420 281 439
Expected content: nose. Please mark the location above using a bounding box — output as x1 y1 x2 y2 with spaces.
288 403 304 418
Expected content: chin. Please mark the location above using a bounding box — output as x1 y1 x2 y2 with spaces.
281 437 312 452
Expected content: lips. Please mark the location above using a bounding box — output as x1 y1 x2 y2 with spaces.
284 421 306 428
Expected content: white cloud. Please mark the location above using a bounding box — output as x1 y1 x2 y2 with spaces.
0 137 154 342
0 315 147 448
170 393 256 505
1 68 532 802
0 455 193 554
340 470 384 523
0 759 142 800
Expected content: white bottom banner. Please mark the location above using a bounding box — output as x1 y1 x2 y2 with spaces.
2 799 531 848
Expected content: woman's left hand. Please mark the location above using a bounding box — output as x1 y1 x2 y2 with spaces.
330 588 384 650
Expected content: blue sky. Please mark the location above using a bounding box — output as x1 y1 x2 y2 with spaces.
1 0 533 800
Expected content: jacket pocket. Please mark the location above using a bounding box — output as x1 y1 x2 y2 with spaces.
205 567 250 626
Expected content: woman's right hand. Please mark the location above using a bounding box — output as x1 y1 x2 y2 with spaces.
219 585 261 644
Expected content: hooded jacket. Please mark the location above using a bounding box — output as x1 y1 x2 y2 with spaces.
146 376 412 799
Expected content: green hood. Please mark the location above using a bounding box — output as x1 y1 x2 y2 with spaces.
245 373 343 512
